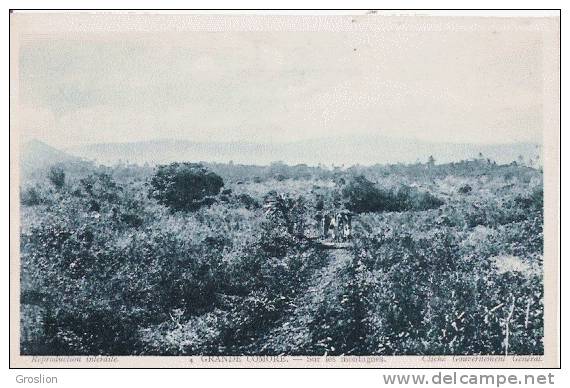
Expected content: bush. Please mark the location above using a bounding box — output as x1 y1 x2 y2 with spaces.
80 172 121 203
515 187 543 211
398 186 444 211
21 186 43 206
458 184 472 194
342 176 443 213
263 192 306 238
342 176 387 213
237 193 260 209
149 163 224 211
48 166 65 189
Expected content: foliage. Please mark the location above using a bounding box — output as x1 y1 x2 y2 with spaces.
342 176 443 213
19 158 544 356
47 166 65 189
21 186 44 206
149 163 224 211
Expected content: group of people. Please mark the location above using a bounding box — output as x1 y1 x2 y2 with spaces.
321 211 352 242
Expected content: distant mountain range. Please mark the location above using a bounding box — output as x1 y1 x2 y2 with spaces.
20 139 76 171
62 136 542 167
20 137 542 169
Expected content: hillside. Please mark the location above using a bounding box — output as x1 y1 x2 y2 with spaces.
20 140 74 170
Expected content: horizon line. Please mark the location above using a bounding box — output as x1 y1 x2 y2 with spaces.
23 136 544 149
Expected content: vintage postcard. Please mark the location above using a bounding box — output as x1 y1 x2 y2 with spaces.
9 10 560 368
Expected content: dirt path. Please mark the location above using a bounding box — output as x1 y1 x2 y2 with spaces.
258 248 353 354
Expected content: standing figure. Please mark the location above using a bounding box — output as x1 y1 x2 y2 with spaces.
329 214 337 241
322 214 331 239
342 213 352 240
336 213 344 242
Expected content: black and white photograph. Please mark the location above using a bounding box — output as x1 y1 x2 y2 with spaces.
9 10 560 368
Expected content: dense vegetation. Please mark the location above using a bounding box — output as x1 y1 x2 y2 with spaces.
20 158 543 356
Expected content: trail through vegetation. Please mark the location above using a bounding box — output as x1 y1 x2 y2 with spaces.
258 248 353 355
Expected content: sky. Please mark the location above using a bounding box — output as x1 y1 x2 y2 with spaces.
15 14 550 148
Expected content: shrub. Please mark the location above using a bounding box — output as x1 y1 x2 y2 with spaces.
263 192 306 238
342 176 388 213
237 193 260 209
515 187 543 211
458 184 472 194
80 172 121 202
48 166 65 189
342 176 443 213
149 163 224 211
21 186 43 206
399 186 444 211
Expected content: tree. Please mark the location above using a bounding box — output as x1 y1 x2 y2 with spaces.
263 192 306 237
260 192 307 258
48 166 65 189
149 163 224 211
